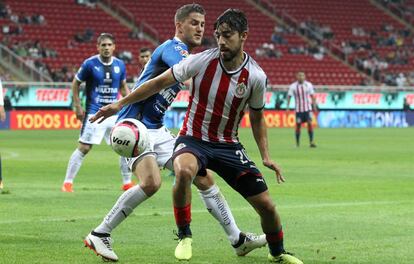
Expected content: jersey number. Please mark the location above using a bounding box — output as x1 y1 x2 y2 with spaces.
235 149 251 164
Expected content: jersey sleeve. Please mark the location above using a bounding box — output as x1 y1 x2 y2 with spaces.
308 82 315 95
162 44 188 67
172 50 211 83
120 61 126 82
287 83 295 97
249 75 267 110
75 60 90 82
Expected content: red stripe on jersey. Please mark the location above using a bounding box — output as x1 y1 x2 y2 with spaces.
191 59 219 139
207 71 231 142
180 76 197 136
223 69 249 142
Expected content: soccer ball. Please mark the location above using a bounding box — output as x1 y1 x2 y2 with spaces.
110 118 149 157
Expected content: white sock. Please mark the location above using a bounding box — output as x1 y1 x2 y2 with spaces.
64 149 85 183
94 185 148 234
198 184 241 245
119 157 132 184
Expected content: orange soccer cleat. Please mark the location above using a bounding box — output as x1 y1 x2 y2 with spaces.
61 182 74 193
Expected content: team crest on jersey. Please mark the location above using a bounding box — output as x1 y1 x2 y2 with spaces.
114 66 120 74
180 49 189 58
235 82 247 98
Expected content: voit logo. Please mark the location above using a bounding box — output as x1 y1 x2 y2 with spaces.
112 137 130 146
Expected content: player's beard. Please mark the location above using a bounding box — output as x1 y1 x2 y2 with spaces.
220 46 241 62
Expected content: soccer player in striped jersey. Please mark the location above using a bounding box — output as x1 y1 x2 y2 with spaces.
287 71 318 148
91 8 303 264
84 4 266 262
61 33 133 193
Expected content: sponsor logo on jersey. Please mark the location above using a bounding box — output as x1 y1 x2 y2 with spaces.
235 82 247 98
114 66 120 74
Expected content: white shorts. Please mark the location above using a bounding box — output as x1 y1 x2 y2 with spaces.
126 126 176 171
79 114 117 145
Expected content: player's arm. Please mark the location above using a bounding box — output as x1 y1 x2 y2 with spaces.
71 78 84 121
119 80 130 97
249 109 285 184
90 69 176 123
286 94 291 111
310 94 318 112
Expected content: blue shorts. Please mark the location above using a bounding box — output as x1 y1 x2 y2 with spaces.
296 111 312 123
173 136 268 198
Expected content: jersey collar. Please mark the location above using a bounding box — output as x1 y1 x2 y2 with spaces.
98 55 113 66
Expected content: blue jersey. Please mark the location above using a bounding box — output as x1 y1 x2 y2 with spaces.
117 38 189 128
76 55 126 114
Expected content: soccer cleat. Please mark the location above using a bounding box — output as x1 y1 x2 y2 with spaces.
235 233 267 256
174 237 192 260
84 232 118 262
268 252 303 264
0 180 3 190
121 182 135 191
61 182 73 192
310 143 317 148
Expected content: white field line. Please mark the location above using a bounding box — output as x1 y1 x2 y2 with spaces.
0 150 19 160
0 200 411 225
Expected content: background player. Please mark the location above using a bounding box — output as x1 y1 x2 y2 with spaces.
138 47 152 69
84 4 266 262
90 8 303 264
61 33 133 193
0 78 5 190
287 71 318 148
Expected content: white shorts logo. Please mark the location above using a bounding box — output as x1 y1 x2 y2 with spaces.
174 143 187 152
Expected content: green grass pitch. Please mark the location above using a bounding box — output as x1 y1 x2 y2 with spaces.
0 128 413 264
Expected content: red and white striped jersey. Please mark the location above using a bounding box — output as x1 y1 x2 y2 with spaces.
288 81 315 112
172 48 267 143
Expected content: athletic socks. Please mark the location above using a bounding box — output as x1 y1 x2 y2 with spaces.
198 184 241 245
266 228 284 256
94 185 148 234
295 127 301 147
64 149 85 183
308 125 314 143
119 157 132 184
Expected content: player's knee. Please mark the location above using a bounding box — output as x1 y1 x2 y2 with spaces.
139 173 162 196
78 144 91 154
175 166 196 185
140 179 161 196
193 172 214 190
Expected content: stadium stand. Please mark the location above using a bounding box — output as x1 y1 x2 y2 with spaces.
112 0 364 85
264 0 414 86
0 0 153 81
1 0 412 86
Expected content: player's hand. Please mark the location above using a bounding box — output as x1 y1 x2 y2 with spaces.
263 159 285 184
89 102 122 123
74 106 84 121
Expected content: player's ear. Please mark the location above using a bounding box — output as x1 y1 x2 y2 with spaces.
240 31 248 41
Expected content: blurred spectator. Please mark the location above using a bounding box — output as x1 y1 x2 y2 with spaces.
395 73 407 87
130 27 144 40
118 50 133 63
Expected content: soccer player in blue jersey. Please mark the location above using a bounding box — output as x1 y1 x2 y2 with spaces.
61 33 133 193
83 4 266 262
